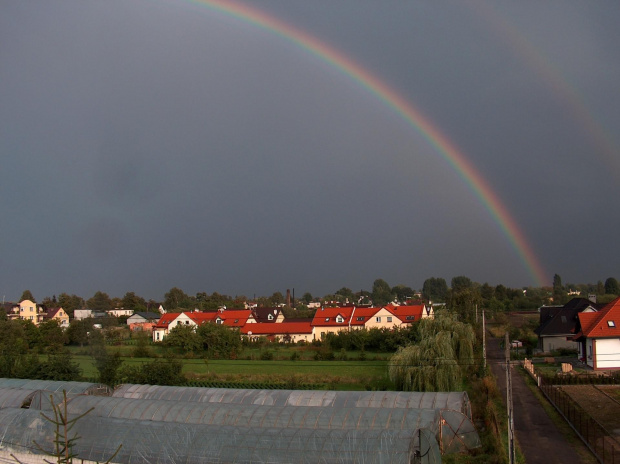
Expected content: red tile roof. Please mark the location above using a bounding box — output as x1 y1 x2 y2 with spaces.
349 307 381 327
215 309 252 327
311 306 356 327
383 304 426 323
188 312 218 324
577 297 620 339
154 312 179 328
240 321 313 336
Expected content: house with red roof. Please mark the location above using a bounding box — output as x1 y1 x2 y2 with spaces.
241 321 314 343
311 306 357 338
573 297 620 370
214 309 252 328
378 304 432 327
152 309 252 342
152 311 218 342
311 304 433 339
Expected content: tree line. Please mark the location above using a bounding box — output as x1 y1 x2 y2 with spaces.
10 274 619 319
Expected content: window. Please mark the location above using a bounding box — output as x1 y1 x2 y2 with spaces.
406 316 415 321
268 314 274 320
357 316 364 321
375 317 381 323
608 321 616 328
325 317 330 322
387 317 392 323
336 315 344 323
156 332 160 340
216 319 223 325
185 320 190 325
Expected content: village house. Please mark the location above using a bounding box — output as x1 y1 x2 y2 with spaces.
17 299 45 325
310 303 432 339
152 303 432 343
151 309 252 342
73 309 107 320
246 307 284 324
107 308 134 318
573 297 620 370
127 312 161 332
535 297 600 352
241 321 314 343
42 307 70 327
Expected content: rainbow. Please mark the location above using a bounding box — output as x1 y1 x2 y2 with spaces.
175 0 549 286
472 2 620 177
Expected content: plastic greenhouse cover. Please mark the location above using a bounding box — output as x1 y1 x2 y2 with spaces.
0 408 418 464
114 384 471 418
0 388 39 409
0 378 109 395
35 394 441 434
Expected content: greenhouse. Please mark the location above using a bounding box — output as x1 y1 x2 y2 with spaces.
112 385 472 419
0 380 480 463
0 408 421 464
0 378 111 395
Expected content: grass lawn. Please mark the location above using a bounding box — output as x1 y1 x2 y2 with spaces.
73 354 391 390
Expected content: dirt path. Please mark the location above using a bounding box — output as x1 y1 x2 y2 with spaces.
487 337 588 463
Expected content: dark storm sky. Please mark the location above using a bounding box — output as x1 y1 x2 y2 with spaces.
1 0 619 301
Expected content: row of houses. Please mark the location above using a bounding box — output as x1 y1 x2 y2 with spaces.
2 299 71 327
2 299 162 330
535 296 620 370
152 303 433 343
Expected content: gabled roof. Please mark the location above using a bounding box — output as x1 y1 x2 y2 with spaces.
130 312 161 321
43 307 66 319
251 307 281 323
535 298 600 337
214 309 251 327
153 312 181 329
240 321 313 336
187 312 218 325
311 306 356 327
383 304 426 323
349 307 381 326
575 297 620 339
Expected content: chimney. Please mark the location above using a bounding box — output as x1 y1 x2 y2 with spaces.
286 289 291 307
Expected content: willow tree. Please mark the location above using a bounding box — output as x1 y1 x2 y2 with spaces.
389 312 475 391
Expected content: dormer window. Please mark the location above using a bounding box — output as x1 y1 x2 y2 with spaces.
336 315 344 323
608 321 616 328
268 314 274 320
357 316 364 321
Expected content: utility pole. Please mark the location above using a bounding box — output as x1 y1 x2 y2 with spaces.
505 332 515 464
482 310 486 369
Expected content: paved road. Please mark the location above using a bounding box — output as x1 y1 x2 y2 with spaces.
487 337 587 464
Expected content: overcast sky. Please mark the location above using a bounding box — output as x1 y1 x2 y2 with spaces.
1 0 619 302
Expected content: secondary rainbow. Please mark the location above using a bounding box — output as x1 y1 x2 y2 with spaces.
472 2 620 178
179 0 548 286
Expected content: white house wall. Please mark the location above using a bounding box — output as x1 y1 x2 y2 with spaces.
593 338 620 370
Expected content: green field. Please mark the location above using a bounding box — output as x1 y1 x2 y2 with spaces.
72 354 391 391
